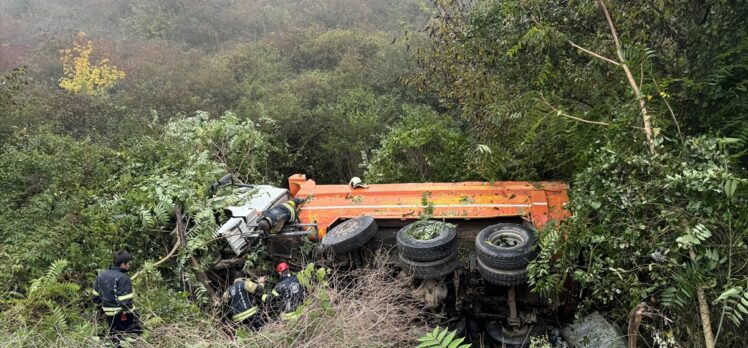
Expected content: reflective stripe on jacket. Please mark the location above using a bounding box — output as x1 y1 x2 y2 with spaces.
232 306 258 322
226 279 263 322
93 266 134 316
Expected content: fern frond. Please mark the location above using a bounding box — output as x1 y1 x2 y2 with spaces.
661 272 695 310
49 301 68 329
29 259 70 296
715 284 748 326
153 199 171 226
416 326 471 348
676 224 712 249
140 208 155 227
46 282 80 297
194 284 209 305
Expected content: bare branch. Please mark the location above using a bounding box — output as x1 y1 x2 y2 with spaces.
690 248 716 348
539 93 611 126
132 228 180 280
569 41 619 66
143 228 173 233
597 0 656 154
599 0 622 50
627 302 651 348
650 72 682 139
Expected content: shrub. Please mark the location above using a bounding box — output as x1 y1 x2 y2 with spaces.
365 105 472 183
529 136 747 346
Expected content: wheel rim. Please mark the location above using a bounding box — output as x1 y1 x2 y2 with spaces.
329 218 361 237
404 221 448 242
488 230 526 249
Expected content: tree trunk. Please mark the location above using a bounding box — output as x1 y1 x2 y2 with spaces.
690 248 715 348
597 0 656 154
627 302 649 348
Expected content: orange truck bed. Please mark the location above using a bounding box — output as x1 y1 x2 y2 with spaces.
288 174 570 239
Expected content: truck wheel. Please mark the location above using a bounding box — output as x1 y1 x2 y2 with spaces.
398 251 459 279
321 216 378 254
396 220 458 262
485 321 536 348
476 257 527 286
475 223 537 270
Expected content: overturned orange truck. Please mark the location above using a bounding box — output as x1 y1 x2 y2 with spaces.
215 173 571 344
288 174 569 237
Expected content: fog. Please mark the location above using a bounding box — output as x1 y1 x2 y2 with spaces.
0 0 433 183
0 0 427 72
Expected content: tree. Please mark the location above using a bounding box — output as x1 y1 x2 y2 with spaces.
59 32 125 96
366 105 472 183
416 1 748 346
413 0 748 177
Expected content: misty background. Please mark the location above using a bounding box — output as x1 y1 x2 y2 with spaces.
0 0 458 184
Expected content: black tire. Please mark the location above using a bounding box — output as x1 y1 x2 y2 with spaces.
398 251 459 279
321 216 378 254
449 318 467 337
476 257 527 286
485 321 537 348
475 223 537 270
396 220 458 262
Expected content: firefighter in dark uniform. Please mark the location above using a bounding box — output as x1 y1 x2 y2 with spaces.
257 198 304 234
222 275 268 330
272 262 306 321
92 251 142 342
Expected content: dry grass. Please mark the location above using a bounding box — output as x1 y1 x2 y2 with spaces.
247 254 427 348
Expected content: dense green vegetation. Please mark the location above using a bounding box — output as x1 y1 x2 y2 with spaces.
1 0 747 347
0 1 445 346
418 1 748 346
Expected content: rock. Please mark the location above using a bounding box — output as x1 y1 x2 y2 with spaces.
561 312 626 348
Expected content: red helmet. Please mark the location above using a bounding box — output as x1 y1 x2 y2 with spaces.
275 262 289 273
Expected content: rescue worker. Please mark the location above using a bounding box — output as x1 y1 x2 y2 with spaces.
257 198 304 234
222 274 267 330
92 251 142 342
272 262 306 320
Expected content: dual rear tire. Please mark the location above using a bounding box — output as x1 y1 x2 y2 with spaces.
475 223 537 286
396 221 459 279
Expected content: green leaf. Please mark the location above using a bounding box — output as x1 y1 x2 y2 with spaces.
716 288 741 302
436 327 448 343
725 179 737 198
739 304 748 315
444 330 456 346
416 342 437 348
717 137 742 145
417 327 470 348
447 337 467 348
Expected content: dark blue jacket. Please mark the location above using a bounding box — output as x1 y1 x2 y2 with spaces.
273 274 305 315
93 266 134 316
224 279 264 322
